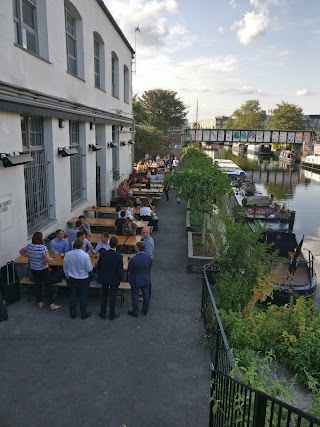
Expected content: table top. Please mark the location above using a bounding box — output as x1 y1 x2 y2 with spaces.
67 217 149 228
88 234 127 245
132 188 163 194
15 252 131 269
124 235 143 247
132 183 164 188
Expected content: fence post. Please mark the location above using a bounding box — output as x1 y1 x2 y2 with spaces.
253 392 267 426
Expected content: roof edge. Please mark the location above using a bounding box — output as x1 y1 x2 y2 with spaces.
96 0 135 56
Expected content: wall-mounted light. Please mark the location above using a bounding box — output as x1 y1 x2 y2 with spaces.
128 140 135 145
121 141 126 146
58 119 66 128
0 152 34 168
90 122 95 130
58 147 79 157
108 142 118 148
89 144 103 152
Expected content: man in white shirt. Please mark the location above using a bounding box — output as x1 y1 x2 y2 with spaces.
72 231 93 253
63 238 93 319
92 232 110 254
172 157 179 169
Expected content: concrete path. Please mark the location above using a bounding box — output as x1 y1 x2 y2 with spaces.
0 197 210 427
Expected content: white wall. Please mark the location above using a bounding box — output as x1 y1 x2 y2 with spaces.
0 0 132 114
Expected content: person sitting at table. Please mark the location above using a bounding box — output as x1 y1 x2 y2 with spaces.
133 196 142 208
156 171 164 181
67 220 82 250
50 229 69 254
146 197 156 211
92 232 110 255
122 216 137 235
146 170 152 179
140 202 159 231
73 231 93 253
125 199 134 216
131 169 137 181
150 170 157 181
19 232 61 311
115 211 127 235
117 181 129 203
78 215 91 237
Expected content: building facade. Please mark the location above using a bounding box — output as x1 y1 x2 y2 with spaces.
189 116 229 129
0 0 135 266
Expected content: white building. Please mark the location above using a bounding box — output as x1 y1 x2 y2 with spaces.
0 0 135 266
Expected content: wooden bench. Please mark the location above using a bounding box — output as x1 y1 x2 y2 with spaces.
19 277 131 307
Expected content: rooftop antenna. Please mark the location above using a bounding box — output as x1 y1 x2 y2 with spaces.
133 25 140 75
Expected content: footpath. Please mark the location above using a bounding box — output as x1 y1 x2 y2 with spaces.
0 196 210 427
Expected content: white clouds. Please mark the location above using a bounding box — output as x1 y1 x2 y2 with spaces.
231 0 286 45
229 0 237 8
217 26 225 34
232 8 269 45
219 86 268 96
107 0 185 50
296 89 313 97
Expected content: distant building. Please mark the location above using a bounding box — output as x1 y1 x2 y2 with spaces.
189 116 229 129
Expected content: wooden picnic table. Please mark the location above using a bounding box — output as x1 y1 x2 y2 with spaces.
132 183 164 188
67 217 149 228
15 252 131 269
88 234 127 245
131 188 163 195
124 235 143 248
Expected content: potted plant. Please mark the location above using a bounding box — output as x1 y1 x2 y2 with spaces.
111 169 122 189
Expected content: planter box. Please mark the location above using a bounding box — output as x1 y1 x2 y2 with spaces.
186 210 203 234
187 231 214 273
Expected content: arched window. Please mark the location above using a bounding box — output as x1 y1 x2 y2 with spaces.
111 51 119 98
93 31 105 90
64 0 84 79
124 65 129 103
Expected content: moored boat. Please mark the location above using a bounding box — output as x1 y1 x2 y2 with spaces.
302 155 320 171
214 159 246 180
247 143 272 157
232 142 247 153
277 150 297 164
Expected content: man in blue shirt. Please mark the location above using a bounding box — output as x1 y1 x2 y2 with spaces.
141 227 154 298
50 229 69 254
128 241 152 317
67 220 82 250
63 238 93 319
78 215 91 236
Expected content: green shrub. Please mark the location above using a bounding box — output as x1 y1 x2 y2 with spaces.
190 210 204 227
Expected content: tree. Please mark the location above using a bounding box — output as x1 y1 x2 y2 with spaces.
139 89 188 132
132 95 148 124
225 100 266 129
267 101 305 130
133 124 167 162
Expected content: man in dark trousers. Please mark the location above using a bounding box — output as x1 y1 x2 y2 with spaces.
128 241 152 317
63 238 93 319
96 236 123 320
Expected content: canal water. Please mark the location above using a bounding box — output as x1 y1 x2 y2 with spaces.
205 147 320 303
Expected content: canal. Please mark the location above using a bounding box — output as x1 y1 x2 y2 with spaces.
205 147 320 303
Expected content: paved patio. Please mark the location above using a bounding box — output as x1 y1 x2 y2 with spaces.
0 196 210 427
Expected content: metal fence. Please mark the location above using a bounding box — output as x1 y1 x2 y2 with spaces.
202 264 320 427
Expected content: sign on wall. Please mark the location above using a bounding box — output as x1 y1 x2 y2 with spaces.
0 194 14 232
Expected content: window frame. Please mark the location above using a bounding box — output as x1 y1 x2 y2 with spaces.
13 0 38 55
69 121 84 207
111 52 119 98
94 38 100 88
65 7 78 76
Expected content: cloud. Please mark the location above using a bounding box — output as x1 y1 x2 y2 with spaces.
231 0 286 44
232 9 269 44
217 26 225 34
106 0 188 50
132 54 239 96
218 86 268 96
229 0 237 8
296 89 314 96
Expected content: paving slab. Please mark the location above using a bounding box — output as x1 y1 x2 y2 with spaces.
0 195 210 427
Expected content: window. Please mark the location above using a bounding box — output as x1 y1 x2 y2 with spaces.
13 0 38 54
111 52 119 97
64 1 84 79
69 121 83 206
93 32 105 90
94 39 100 88
65 8 77 75
22 116 50 231
124 65 129 103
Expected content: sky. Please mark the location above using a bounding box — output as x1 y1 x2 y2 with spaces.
104 0 320 122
